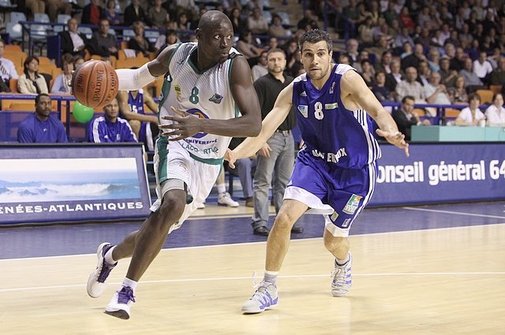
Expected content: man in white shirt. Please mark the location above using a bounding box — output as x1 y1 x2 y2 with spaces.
0 40 19 91
424 72 452 105
473 51 493 84
485 93 505 127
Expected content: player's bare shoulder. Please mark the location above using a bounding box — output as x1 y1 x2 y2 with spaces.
148 43 181 77
229 54 253 85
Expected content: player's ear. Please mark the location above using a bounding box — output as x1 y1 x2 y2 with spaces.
195 28 201 40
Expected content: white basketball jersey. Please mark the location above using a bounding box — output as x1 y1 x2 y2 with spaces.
158 42 240 164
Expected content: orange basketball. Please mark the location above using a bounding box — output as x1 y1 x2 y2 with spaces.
72 60 119 109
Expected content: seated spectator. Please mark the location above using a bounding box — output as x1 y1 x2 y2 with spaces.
359 59 375 88
385 59 403 94
439 56 458 87
60 18 88 57
51 53 73 94
117 89 159 151
297 9 319 31
155 29 180 53
247 6 269 35
424 72 452 105
251 51 268 82
473 51 493 85
401 43 427 70
18 56 48 95
372 71 394 102
104 0 121 26
448 75 468 105
455 93 485 126
395 67 428 104
485 93 505 127
392 95 430 141
268 14 291 39
459 57 485 93
17 94 68 143
489 56 505 86
88 98 137 143
148 0 170 28
228 7 246 35
123 0 147 27
344 38 360 65
82 0 105 26
175 12 192 31
127 21 156 57
88 18 118 59
375 51 393 74
417 60 431 86
235 30 264 67
0 39 18 92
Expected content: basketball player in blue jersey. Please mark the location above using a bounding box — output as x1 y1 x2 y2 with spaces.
227 29 409 314
85 10 261 319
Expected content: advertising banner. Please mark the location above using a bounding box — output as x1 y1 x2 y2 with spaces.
0 143 151 225
370 142 505 206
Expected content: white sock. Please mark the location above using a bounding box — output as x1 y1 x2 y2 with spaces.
217 183 226 194
263 271 279 285
123 277 137 292
104 246 117 265
336 252 350 266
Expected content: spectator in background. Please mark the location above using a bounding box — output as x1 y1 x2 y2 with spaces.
417 61 431 86
268 14 291 39
459 57 485 93
359 59 375 88
455 93 485 126
0 39 18 92
17 94 67 143
252 50 268 81
148 0 169 28
227 137 256 208
395 66 427 105
344 38 359 66
485 93 505 127
235 30 264 67
372 71 393 102
401 43 427 70
489 57 505 86
448 75 468 104
251 48 302 236
88 98 137 143
105 0 121 26
155 29 179 52
128 21 156 57
228 7 246 35
439 56 458 87
385 59 403 94
424 72 452 105
25 0 45 19
392 95 430 141
82 0 105 26
473 51 493 85
60 18 88 57
123 0 147 27
18 56 48 95
375 51 393 74
88 18 118 59
51 54 73 94
247 6 269 35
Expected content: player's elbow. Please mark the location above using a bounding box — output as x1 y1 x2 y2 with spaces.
246 122 262 137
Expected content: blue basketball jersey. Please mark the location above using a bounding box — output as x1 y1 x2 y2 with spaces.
292 64 381 169
128 90 145 115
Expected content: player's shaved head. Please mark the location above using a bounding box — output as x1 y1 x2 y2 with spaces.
198 10 232 31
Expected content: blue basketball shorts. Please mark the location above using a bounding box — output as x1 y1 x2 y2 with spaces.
284 153 378 237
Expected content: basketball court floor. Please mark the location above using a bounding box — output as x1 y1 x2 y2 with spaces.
1 201 504 334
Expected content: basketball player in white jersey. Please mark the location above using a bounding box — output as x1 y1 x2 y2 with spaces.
86 10 261 319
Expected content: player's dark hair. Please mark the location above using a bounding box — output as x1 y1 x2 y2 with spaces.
298 29 332 53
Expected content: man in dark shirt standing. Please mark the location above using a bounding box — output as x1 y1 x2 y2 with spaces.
17 93 68 143
251 48 303 236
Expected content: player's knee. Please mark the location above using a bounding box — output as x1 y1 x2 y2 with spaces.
324 234 348 252
274 211 296 231
157 194 186 226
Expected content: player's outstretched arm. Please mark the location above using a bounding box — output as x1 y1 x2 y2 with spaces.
228 82 294 167
115 44 177 91
341 70 409 156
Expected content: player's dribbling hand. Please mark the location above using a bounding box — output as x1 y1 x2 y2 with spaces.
224 149 237 169
376 129 410 157
159 107 202 140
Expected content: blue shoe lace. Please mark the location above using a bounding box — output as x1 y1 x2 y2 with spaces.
117 286 135 304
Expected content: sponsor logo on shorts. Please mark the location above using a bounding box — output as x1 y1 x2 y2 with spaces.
343 194 362 215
